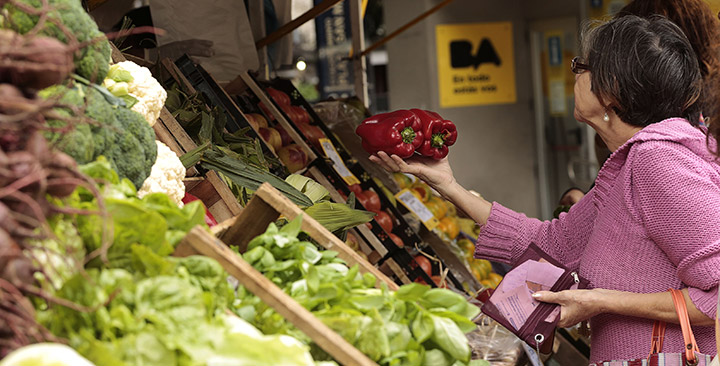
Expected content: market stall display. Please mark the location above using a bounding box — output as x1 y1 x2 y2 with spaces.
230 72 471 291
0 1 524 365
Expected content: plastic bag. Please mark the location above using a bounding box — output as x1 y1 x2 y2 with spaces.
469 315 523 365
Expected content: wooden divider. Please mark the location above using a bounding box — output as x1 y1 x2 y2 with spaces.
219 183 398 291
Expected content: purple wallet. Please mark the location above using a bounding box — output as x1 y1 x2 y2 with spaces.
480 243 589 354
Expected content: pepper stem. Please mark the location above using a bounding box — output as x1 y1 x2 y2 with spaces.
431 133 446 148
400 127 417 144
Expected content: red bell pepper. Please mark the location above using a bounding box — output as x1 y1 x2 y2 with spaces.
181 193 218 227
412 109 457 160
355 110 424 158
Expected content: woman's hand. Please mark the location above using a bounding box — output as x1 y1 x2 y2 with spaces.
369 151 455 192
369 151 493 225
532 289 608 327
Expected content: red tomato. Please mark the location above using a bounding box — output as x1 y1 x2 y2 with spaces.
362 189 381 212
293 105 311 124
375 210 393 233
413 255 432 276
348 184 363 195
388 233 404 248
267 87 291 107
297 123 326 149
356 191 371 209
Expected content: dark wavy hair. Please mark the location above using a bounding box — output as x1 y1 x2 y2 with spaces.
617 0 720 128
581 15 702 127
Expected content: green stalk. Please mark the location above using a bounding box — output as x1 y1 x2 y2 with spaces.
400 126 417 144
179 141 211 168
200 148 313 207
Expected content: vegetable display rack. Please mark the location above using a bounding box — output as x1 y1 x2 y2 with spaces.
110 48 242 223
175 183 384 366
235 72 469 291
154 57 410 285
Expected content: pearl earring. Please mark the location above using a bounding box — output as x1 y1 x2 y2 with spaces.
603 112 610 122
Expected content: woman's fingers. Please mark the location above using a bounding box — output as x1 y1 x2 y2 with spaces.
376 151 402 172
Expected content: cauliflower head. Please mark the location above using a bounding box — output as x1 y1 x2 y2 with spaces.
103 61 167 126
138 141 186 206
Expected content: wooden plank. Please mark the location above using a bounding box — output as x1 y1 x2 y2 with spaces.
253 183 399 290
240 72 317 161
218 195 279 252
385 258 412 285
208 201 233 223
159 108 198 152
205 171 243 216
161 58 197 95
122 53 154 68
176 228 378 366
110 43 126 63
211 216 238 237
153 119 184 154
222 75 249 96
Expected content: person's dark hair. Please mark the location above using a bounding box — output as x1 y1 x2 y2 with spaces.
581 15 702 127
617 0 720 126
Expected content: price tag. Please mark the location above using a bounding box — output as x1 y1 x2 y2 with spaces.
318 138 360 185
395 189 439 230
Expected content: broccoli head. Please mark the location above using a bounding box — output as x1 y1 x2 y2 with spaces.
110 107 157 188
3 0 111 81
41 84 157 188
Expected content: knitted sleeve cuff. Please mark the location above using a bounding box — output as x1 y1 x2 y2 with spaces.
474 202 529 265
688 286 718 320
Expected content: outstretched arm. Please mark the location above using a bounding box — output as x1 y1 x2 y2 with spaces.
369 151 492 225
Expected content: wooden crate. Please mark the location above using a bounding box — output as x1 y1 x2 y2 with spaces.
234 73 462 289
174 228 377 366
110 47 242 222
174 182 412 366
211 182 398 291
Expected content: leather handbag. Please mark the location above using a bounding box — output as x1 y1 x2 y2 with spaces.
481 243 589 354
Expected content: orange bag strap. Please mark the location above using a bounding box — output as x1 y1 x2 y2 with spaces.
649 289 700 364
650 319 666 355
670 288 700 363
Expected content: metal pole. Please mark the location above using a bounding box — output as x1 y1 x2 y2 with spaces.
349 0 369 108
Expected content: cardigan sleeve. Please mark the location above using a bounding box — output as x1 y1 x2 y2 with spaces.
474 192 597 269
631 141 720 319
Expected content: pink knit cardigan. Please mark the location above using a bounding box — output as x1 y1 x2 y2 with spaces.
475 118 720 363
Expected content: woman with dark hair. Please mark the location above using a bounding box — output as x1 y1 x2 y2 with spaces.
618 0 720 126
371 15 720 363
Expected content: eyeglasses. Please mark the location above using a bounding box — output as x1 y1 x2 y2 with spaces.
571 56 590 74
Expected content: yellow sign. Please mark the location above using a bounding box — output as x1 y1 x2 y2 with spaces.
436 22 516 108
395 189 439 230
318 138 360 185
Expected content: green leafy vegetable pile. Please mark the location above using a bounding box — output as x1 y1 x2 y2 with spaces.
234 216 485 366
32 159 325 366
39 83 157 189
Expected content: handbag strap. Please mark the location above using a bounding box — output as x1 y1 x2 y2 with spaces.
649 289 700 365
